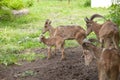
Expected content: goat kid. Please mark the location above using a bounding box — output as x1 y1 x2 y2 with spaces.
82 41 120 80
39 35 65 60
42 19 86 45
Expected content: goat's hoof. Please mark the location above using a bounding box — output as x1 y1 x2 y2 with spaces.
60 57 66 61
53 53 57 56
47 57 51 60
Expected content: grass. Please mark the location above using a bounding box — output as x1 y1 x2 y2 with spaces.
0 0 109 65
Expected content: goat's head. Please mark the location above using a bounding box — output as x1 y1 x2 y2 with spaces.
82 40 96 66
82 39 94 50
84 17 93 35
42 19 52 34
84 14 105 35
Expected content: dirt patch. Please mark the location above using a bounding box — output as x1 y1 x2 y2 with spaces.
0 47 119 80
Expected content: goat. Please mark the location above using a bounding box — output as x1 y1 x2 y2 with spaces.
42 19 86 45
84 14 119 49
39 35 65 60
82 41 120 80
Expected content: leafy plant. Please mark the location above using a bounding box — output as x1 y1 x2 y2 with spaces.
0 53 19 66
38 54 46 59
1 0 34 10
23 0 34 7
14 70 37 77
84 0 91 7
19 53 36 61
108 4 120 26
0 0 34 21
0 7 13 21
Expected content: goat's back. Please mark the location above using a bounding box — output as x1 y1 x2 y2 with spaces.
99 21 119 38
54 25 86 40
99 48 120 78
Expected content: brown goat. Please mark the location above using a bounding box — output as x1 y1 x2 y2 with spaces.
84 14 119 49
39 35 65 60
82 41 120 80
42 19 86 45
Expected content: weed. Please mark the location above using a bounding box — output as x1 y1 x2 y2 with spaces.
14 70 36 77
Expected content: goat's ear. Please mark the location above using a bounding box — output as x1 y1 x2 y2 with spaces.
40 34 44 38
48 20 51 24
45 19 50 24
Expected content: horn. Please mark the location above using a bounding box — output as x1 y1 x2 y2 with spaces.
46 19 51 24
90 14 106 21
84 17 89 22
48 20 51 24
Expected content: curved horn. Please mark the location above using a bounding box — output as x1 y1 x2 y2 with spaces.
90 14 106 21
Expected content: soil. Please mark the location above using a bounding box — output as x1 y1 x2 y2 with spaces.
0 47 120 80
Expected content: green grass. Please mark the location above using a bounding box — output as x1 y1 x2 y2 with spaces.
0 0 109 65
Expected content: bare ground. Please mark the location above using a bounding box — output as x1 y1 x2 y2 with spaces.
0 47 119 80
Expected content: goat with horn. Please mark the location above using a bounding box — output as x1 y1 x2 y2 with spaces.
84 14 119 49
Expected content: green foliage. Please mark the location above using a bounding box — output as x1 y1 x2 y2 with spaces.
20 53 36 61
0 7 13 21
0 45 21 54
84 0 91 7
0 53 46 66
0 0 34 20
38 53 46 59
0 53 19 66
19 70 36 77
108 4 120 26
0 0 34 10
1 0 23 10
23 0 34 7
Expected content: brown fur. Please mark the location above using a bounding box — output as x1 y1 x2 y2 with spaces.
39 35 65 60
82 41 120 80
98 48 120 80
84 14 119 49
42 19 86 45
99 20 119 49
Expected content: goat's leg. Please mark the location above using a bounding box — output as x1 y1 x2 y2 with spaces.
98 69 106 80
52 46 57 56
98 62 108 80
110 66 119 80
60 47 65 60
112 35 119 49
110 71 119 80
100 38 104 48
47 47 51 59
76 32 86 45
104 38 111 49
76 36 84 45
